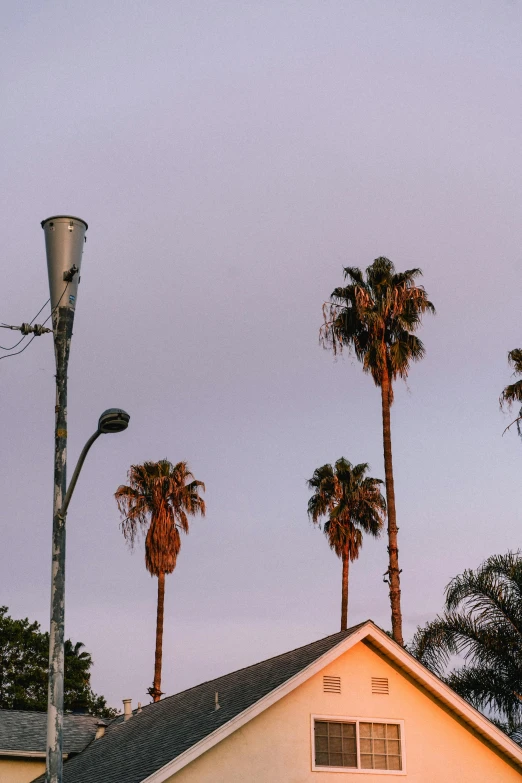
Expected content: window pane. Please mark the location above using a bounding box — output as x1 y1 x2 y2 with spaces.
342 723 356 738
374 754 387 770
359 722 401 771
388 755 402 771
342 753 357 768
315 719 401 772
361 753 373 769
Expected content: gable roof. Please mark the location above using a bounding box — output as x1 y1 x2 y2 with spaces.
0 709 99 757
33 623 365 783
34 620 522 782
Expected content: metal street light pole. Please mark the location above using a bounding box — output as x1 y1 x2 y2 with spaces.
44 408 130 783
41 216 130 783
42 215 87 783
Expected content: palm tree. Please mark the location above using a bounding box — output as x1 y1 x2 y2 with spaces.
411 552 522 743
64 640 91 713
307 458 386 631
320 257 434 645
500 349 522 436
115 460 205 701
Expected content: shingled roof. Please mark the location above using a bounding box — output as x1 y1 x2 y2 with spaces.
0 709 99 756
33 624 364 783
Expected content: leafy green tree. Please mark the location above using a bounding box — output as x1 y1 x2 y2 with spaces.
0 607 115 717
307 459 386 630
500 349 522 436
115 460 206 702
321 257 434 645
411 553 522 743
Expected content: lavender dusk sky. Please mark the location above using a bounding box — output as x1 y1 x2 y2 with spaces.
1 1 521 709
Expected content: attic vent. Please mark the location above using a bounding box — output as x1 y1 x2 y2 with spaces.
323 675 341 693
371 677 389 695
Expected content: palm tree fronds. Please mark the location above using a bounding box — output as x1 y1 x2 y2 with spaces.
115 460 206 575
446 664 521 721
322 257 434 391
508 349 522 374
500 349 522 411
307 462 385 575
411 553 522 743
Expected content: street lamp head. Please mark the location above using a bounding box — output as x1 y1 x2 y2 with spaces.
98 408 130 434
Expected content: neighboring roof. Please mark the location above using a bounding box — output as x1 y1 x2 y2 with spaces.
0 710 99 757
32 620 522 783
34 623 365 783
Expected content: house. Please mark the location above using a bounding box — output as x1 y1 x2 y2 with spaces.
13 620 522 781
0 710 99 783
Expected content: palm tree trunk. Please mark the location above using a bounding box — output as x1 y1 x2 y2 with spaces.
152 571 165 702
381 370 404 646
341 548 349 631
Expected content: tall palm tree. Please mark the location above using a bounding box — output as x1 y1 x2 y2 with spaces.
115 460 205 701
320 257 434 645
411 552 522 744
307 458 386 631
500 349 522 436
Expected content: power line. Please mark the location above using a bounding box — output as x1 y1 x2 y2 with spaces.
0 296 50 350
41 284 69 328
0 283 69 361
0 334 37 361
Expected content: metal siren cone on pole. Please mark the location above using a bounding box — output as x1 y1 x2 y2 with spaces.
41 216 88 315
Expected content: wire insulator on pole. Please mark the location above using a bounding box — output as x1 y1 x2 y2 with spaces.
1 323 52 336
21 323 52 335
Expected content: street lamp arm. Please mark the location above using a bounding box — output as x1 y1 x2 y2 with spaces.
60 429 101 518
58 408 130 520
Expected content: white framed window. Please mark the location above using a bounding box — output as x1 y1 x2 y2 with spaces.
311 715 406 775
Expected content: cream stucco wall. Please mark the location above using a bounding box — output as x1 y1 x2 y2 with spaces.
168 641 522 783
0 756 45 783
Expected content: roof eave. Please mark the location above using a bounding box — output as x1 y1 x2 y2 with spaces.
0 749 68 759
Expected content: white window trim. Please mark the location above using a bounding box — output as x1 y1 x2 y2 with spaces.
310 714 407 776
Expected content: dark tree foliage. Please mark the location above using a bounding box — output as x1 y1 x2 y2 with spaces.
410 553 522 744
0 607 116 717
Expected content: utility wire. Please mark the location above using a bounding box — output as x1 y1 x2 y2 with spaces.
0 335 37 361
41 283 69 327
0 297 50 350
0 283 70 362
0 332 25 351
